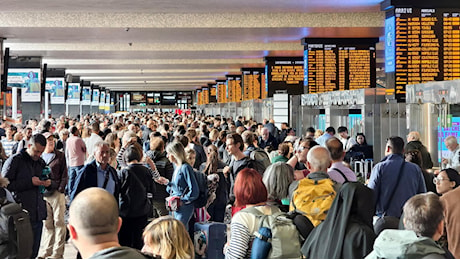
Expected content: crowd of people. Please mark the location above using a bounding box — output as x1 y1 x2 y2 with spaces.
0 112 458 259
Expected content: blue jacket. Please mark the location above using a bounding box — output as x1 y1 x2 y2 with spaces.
167 163 199 204
368 154 426 218
2 148 46 223
69 160 120 202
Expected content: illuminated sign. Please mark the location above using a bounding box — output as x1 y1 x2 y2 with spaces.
241 68 265 101
265 57 304 97
383 2 460 101
302 38 378 94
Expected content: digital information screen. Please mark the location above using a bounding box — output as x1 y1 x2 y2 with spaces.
216 80 227 103
226 75 242 103
384 3 460 101
302 38 378 94
265 57 304 97
208 83 217 103
201 87 210 105
241 68 265 101
197 89 202 105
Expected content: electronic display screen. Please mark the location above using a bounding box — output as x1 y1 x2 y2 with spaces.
387 7 460 101
226 75 242 103
161 92 176 105
216 80 227 103
302 38 377 94
265 57 304 97
131 92 146 103
241 68 265 101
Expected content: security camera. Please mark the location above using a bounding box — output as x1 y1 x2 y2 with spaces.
125 28 130 32
128 42 133 46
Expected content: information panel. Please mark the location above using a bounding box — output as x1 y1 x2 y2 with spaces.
241 68 265 101
202 87 210 105
197 89 203 105
216 80 227 103
302 38 377 94
383 0 460 102
208 83 217 103
226 75 242 103
264 57 304 97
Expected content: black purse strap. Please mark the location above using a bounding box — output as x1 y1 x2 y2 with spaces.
381 159 405 215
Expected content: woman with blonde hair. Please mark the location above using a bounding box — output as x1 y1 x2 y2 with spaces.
142 216 194 259
166 142 199 230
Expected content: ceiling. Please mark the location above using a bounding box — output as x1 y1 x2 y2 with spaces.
0 0 386 92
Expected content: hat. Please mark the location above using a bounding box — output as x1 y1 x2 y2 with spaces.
43 132 54 139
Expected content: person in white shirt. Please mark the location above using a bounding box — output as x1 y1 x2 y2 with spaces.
442 136 460 172
337 126 356 152
84 122 103 163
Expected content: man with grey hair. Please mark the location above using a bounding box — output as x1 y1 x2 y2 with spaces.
441 135 460 172
68 187 149 258
366 193 450 259
69 141 120 202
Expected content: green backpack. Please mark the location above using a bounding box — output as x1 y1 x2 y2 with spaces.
241 206 302 259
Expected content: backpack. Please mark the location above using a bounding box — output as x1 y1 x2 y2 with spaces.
242 206 302 259
249 149 271 175
290 177 336 227
11 140 25 155
193 170 208 208
0 188 33 259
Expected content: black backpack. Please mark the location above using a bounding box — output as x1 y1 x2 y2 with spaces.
0 188 33 259
193 170 208 208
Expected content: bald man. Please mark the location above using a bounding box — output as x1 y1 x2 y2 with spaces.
288 146 340 226
68 187 149 259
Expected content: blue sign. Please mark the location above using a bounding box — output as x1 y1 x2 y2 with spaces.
385 16 396 73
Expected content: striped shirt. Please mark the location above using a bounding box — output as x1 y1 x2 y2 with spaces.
2 139 16 157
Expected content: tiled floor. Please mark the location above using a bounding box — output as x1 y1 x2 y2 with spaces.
63 241 78 259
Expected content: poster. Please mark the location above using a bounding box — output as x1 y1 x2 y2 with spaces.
82 87 91 105
67 83 81 105
99 91 105 110
7 68 41 102
92 89 99 106
46 77 65 104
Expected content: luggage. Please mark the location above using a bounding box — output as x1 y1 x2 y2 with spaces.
0 188 33 259
194 222 227 259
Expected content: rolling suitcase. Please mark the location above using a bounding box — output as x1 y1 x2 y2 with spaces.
194 222 227 259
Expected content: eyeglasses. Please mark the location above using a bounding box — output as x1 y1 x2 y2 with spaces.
433 177 450 185
298 146 309 152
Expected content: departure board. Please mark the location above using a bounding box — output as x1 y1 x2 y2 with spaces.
383 0 460 102
216 80 226 103
302 38 378 94
226 75 242 103
202 87 209 105
208 83 217 103
265 57 304 97
196 89 202 105
241 68 265 101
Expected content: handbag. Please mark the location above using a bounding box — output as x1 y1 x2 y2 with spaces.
165 186 188 212
165 196 182 212
374 159 405 235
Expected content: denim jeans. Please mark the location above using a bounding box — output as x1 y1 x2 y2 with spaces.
172 203 194 231
66 165 83 196
31 221 43 258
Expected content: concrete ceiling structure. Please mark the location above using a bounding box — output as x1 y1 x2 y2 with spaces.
0 0 386 92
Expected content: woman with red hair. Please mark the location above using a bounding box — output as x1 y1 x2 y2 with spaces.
224 168 273 259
